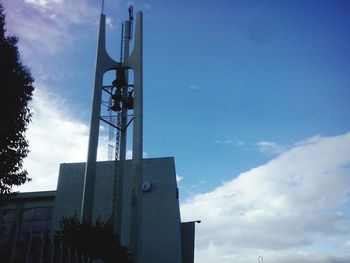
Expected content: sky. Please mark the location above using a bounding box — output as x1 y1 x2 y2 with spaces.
2 0 350 262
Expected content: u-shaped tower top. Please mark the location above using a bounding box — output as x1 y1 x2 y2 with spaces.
81 5 144 238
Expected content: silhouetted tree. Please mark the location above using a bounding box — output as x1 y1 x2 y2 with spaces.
55 216 133 263
0 4 34 196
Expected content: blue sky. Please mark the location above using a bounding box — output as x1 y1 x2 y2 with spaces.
2 0 350 262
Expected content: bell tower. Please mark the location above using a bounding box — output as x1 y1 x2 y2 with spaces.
48 3 196 263
80 5 144 261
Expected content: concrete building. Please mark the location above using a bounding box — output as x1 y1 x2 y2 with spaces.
53 158 183 262
0 158 197 263
0 6 198 263
0 191 55 262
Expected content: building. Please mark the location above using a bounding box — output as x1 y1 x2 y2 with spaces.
0 191 55 262
0 158 196 262
53 158 183 262
0 6 198 263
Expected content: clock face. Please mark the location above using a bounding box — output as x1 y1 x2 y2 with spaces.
142 181 152 192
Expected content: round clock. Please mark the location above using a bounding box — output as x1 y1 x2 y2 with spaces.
142 181 152 192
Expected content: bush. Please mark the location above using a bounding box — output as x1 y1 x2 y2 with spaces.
55 217 133 263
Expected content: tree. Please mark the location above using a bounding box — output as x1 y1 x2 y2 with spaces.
0 4 34 196
55 216 133 263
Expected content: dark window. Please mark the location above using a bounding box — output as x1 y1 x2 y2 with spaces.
2 209 16 222
19 207 54 235
21 208 35 221
34 207 52 220
19 221 32 234
1 222 14 235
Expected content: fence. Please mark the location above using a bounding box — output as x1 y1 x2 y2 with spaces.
1 231 101 263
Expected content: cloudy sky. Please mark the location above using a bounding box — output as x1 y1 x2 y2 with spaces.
2 0 350 262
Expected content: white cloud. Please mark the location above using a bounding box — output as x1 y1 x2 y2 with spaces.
176 175 184 183
181 132 350 263
342 241 350 249
24 0 96 25
14 87 108 192
256 140 284 155
106 17 115 29
25 0 64 8
3 0 99 57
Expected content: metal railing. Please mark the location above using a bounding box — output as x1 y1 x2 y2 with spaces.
2 232 102 263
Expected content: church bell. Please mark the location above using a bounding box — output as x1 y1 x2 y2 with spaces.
124 91 134 109
112 67 127 89
111 101 121 112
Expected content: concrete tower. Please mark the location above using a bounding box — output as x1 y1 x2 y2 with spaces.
80 7 144 261
46 6 194 263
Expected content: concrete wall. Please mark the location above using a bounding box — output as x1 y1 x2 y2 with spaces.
52 157 182 263
181 222 196 263
141 157 182 263
52 161 116 229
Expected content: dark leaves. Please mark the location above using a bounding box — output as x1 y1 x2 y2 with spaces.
0 4 34 195
55 217 133 263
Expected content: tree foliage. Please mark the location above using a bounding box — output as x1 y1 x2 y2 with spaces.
55 217 133 263
0 4 34 195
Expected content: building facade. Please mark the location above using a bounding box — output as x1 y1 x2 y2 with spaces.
0 191 55 262
0 158 196 263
